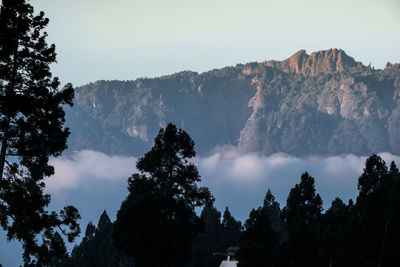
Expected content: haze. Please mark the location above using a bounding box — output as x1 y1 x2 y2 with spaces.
32 0 400 86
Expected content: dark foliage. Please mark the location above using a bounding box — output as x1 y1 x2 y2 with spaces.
62 211 133 267
112 123 214 266
281 172 323 266
349 155 400 266
320 197 352 266
54 154 400 267
238 190 282 267
58 205 243 267
189 206 242 267
189 206 225 267
222 207 242 248
237 155 400 267
0 0 79 265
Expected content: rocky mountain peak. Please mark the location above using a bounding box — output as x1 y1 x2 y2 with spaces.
273 48 360 76
67 50 400 157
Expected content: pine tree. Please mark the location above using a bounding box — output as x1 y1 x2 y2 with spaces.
69 211 133 267
190 206 225 267
0 0 79 264
382 161 400 265
263 189 283 234
281 172 323 266
113 123 214 266
222 207 242 248
321 197 352 266
353 155 400 266
238 189 282 267
47 232 68 267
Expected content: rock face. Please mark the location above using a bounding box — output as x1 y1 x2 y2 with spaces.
268 49 360 76
66 49 400 156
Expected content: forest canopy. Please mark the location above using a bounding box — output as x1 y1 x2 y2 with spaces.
59 149 400 267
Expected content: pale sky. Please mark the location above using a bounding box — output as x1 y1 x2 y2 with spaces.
32 0 400 86
1 1 400 265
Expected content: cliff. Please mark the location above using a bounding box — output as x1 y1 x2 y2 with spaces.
65 49 400 156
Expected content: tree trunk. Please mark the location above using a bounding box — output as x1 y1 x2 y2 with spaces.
0 38 18 181
378 220 390 267
0 115 10 180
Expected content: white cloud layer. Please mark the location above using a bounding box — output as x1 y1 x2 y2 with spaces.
46 150 137 191
46 148 400 210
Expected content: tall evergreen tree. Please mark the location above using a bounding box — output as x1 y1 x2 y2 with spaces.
352 155 400 266
320 197 352 267
263 189 283 234
353 155 388 265
238 189 282 267
190 206 225 267
69 211 133 267
113 123 214 266
281 172 323 266
68 222 97 266
381 161 400 266
45 232 68 267
0 0 79 264
357 154 388 202
222 207 242 248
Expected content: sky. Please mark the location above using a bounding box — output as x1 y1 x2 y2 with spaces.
1 0 400 265
31 0 400 87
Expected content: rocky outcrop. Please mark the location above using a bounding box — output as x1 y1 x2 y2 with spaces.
66 49 400 156
265 48 363 76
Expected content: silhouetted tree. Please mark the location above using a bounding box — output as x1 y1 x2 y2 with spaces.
0 0 79 264
68 211 133 267
352 155 400 266
67 222 98 266
113 123 214 266
263 189 284 234
320 197 352 266
238 189 282 267
222 207 242 248
190 206 225 267
281 172 323 266
381 160 400 266
84 222 96 241
46 232 68 267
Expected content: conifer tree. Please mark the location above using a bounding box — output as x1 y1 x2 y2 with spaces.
113 123 214 266
69 211 133 267
222 207 242 248
353 155 400 266
382 161 400 265
281 172 323 266
238 189 281 267
321 197 352 266
191 206 225 267
0 0 79 264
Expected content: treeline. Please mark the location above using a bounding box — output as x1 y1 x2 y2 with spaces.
55 153 400 267
239 155 400 267
56 206 241 267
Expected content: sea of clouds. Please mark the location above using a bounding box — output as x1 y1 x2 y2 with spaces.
45 147 400 221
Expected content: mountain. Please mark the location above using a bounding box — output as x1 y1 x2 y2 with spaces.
65 49 400 157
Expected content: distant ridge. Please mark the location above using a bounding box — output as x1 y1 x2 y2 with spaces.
65 49 400 156
266 48 362 76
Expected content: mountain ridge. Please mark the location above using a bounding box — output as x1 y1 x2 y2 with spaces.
66 49 400 157
269 48 364 76
80 48 375 87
